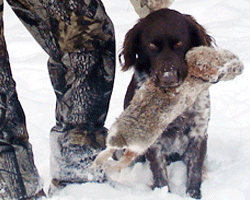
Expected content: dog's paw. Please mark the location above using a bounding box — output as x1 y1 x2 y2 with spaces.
186 188 201 199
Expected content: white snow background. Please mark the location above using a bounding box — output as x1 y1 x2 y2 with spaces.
3 0 250 199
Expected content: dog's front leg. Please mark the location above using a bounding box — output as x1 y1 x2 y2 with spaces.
146 144 169 190
183 136 207 199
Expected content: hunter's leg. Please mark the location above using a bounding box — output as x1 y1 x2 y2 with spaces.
0 0 44 199
6 0 115 195
47 2 115 195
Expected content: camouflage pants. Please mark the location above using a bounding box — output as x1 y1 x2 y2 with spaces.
0 0 115 199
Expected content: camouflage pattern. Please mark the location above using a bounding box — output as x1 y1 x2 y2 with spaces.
0 141 27 199
0 0 115 198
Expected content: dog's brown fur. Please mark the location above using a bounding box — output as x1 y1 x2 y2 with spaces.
118 9 213 199
120 9 213 110
95 9 243 199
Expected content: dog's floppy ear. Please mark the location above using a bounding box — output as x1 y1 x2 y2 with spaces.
185 15 213 47
120 22 141 71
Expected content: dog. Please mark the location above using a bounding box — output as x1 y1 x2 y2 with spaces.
92 46 243 174
120 8 213 199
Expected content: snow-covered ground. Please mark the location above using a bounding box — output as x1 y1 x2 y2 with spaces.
3 0 250 199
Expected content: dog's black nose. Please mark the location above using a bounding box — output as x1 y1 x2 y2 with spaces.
162 70 179 86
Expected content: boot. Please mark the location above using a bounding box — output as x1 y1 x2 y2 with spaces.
48 127 108 196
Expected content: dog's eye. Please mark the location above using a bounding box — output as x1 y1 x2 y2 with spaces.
174 41 183 48
149 43 158 50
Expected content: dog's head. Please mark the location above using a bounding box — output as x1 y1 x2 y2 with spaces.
120 8 213 88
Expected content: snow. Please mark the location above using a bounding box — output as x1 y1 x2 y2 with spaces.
3 0 250 199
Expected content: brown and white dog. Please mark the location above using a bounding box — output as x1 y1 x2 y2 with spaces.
93 8 243 199
120 8 212 199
